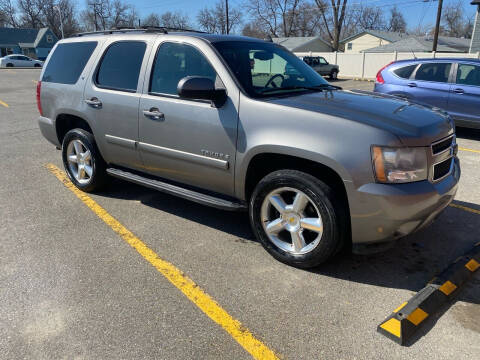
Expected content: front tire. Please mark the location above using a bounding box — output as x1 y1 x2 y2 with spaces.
6 63 13 67
62 129 107 192
249 170 345 269
329 70 338 80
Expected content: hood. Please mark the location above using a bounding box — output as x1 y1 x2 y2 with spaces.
267 89 454 146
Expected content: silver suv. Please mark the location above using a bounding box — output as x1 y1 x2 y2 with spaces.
38 29 460 268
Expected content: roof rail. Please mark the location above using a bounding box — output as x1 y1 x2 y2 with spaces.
74 26 205 37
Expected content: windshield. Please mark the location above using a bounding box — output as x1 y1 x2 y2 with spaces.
213 41 330 98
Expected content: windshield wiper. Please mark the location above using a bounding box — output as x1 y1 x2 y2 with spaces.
259 84 341 94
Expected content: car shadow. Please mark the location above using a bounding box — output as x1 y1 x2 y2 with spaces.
96 178 480 344
98 178 480 306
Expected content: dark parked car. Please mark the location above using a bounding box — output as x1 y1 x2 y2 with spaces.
301 56 339 79
374 58 480 129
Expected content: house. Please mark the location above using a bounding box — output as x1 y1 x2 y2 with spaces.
0 27 58 60
364 36 472 53
341 30 407 53
272 36 333 52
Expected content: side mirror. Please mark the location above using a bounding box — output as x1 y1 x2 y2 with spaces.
177 76 227 108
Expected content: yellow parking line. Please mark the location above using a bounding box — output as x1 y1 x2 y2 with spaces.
45 163 278 360
32 80 38 84
0 99 9 108
450 203 480 216
459 147 480 154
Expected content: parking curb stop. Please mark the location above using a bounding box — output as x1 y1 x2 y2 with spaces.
377 243 480 345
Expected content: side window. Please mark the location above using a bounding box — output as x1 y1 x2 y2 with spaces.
96 41 146 92
414 63 451 83
150 42 216 95
456 64 480 87
393 64 417 79
42 42 97 84
319 57 327 65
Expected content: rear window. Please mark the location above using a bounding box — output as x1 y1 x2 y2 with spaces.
42 42 97 84
393 64 417 79
414 62 451 83
96 41 146 92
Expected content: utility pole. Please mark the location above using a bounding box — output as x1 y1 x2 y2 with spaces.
432 0 443 52
225 0 229 35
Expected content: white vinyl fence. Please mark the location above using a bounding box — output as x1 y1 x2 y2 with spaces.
294 51 480 79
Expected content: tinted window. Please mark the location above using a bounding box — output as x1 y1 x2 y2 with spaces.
42 42 97 84
150 42 216 95
96 41 146 92
319 57 327 64
414 62 451 83
214 41 329 98
393 64 417 79
456 64 480 86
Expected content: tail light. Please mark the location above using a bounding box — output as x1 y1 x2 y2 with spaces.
376 62 394 84
36 80 42 116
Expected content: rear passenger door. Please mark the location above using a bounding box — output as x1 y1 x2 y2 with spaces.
408 62 453 110
138 39 239 197
83 38 152 169
448 63 480 127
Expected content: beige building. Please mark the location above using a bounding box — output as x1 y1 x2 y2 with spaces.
341 30 407 53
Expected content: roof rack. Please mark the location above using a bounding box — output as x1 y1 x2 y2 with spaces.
75 26 206 37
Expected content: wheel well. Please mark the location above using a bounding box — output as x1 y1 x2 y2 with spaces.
245 153 349 209
56 114 93 145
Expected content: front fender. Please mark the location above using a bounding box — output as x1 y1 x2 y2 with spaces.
234 144 353 200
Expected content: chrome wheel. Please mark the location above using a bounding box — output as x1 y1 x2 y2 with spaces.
66 139 92 184
260 187 323 255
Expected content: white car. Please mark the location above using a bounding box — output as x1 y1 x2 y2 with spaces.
0 54 43 68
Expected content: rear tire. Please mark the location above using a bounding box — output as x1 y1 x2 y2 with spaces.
34 63 41 68
249 170 345 269
62 129 108 192
6 63 13 67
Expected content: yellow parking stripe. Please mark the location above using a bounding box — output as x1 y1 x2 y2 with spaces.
393 302 407 313
406 308 428 326
380 318 401 338
46 163 278 360
459 147 480 154
449 203 480 216
439 281 457 296
0 99 9 108
465 259 480 272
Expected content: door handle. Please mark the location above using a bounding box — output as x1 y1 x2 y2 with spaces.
407 82 417 88
84 97 102 108
453 88 464 94
143 108 164 121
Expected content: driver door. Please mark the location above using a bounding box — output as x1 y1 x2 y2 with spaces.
138 39 239 196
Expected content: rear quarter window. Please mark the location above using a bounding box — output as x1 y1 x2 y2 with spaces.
393 64 417 79
42 42 97 84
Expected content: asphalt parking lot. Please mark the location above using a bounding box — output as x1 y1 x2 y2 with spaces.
1 69 479 359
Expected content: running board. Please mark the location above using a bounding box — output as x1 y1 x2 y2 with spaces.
106 167 247 211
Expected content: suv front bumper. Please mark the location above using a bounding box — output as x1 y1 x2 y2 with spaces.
348 157 460 244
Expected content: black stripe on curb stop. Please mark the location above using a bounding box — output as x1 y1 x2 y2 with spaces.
377 241 480 345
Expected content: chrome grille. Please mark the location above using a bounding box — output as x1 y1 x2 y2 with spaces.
430 134 455 182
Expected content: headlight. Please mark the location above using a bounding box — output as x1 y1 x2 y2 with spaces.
372 146 428 183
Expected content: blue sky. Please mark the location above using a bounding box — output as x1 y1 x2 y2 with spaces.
80 0 478 32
